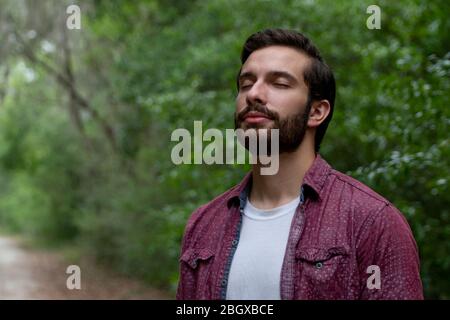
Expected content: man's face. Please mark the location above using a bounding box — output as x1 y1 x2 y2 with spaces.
235 45 312 153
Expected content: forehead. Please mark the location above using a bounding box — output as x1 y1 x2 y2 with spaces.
241 45 311 81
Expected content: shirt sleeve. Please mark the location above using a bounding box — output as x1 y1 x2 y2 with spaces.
176 217 191 300
176 205 203 300
357 204 424 300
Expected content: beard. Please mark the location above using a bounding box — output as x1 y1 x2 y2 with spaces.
234 97 312 154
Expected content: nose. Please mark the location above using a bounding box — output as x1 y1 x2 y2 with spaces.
245 81 267 106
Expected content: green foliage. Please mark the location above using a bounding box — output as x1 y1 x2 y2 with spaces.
0 0 448 297
0 62 82 242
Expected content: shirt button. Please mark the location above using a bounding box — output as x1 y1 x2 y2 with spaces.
315 262 323 269
232 239 239 246
221 279 227 286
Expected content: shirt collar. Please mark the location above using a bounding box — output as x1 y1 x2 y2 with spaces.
226 154 331 209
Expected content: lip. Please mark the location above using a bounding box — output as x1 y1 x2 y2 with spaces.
243 111 272 124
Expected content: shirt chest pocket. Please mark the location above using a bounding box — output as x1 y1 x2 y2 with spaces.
179 248 216 299
180 248 215 269
295 246 350 285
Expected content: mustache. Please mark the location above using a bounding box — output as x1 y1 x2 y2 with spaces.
236 103 279 123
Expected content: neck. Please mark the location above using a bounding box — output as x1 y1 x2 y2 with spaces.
249 133 316 209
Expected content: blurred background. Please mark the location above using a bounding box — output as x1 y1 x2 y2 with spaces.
0 0 448 299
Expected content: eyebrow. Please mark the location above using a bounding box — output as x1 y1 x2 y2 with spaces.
238 70 299 84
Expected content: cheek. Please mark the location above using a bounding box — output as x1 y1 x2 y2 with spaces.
271 91 307 113
235 95 246 113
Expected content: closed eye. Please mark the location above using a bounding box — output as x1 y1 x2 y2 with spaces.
240 83 253 90
274 83 290 88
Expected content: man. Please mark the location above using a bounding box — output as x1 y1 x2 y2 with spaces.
177 29 423 300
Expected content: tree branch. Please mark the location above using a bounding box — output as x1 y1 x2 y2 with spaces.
13 28 118 153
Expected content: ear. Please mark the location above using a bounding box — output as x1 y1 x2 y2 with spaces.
307 99 331 128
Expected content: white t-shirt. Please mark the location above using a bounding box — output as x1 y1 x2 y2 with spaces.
226 196 300 300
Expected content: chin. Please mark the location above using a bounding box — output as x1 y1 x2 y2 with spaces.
241 123 275 131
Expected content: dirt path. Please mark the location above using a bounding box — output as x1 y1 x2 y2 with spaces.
0 235 173 299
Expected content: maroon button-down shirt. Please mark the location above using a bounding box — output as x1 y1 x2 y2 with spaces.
177 155 423 300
